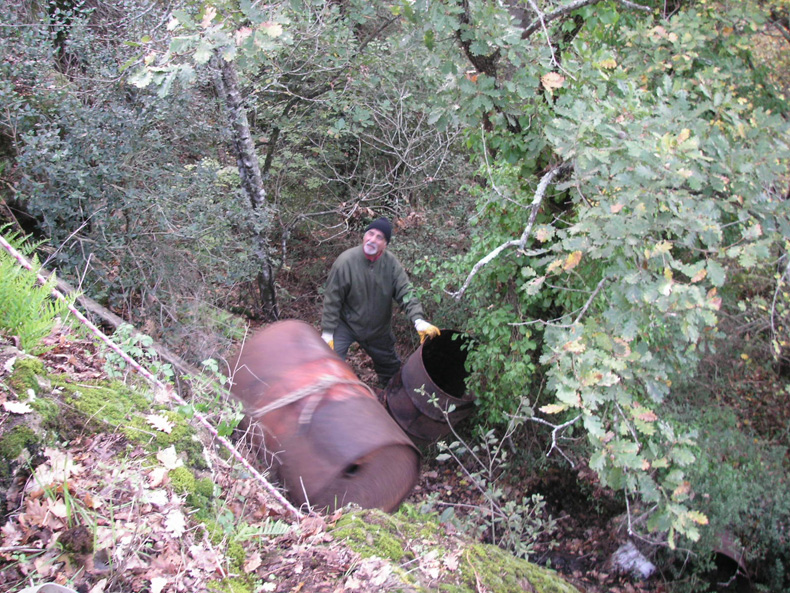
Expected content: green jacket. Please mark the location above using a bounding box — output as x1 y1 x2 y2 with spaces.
321 246 425 341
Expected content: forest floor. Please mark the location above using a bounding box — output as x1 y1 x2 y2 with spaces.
3 238 780 592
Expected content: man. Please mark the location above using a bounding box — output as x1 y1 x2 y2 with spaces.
321 216 441 386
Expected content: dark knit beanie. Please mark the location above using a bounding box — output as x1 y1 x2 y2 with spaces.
365 217 392 243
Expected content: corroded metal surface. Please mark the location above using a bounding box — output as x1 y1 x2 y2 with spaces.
231 320 419 512
383 330 475 444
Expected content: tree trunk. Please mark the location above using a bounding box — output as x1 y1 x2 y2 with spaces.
215 56 279 320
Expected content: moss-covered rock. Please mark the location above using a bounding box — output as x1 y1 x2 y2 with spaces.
0 425 38 464
329 507 581 593
7 356 46 393
169 466 197 494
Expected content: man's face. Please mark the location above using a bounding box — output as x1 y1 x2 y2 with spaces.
362 228 388 256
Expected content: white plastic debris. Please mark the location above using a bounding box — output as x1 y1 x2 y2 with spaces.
611 540 656 579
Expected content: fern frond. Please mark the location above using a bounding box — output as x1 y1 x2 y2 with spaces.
0 228 75 353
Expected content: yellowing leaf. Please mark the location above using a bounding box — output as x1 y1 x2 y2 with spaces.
677 168 693 179
147 414 174 434
562 339 586 354
3 400 32 414
260 21 284 38
677 128 691 143
610 203 624 214
525 276 546 296
653 240 672 256
637 411 658 422
200 6 217 29
673 481 691 499
563 250 583 272
688 510 709 525
613 338 632 358
690 268 707 283
235 27 253 45
541 72 565 92
547 259 564 274
536 227 552 242
539 403 568 415
599 58 617 69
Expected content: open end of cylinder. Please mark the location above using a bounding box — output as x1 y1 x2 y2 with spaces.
420 331 472 397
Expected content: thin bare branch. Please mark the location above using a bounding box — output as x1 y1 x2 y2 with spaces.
525 413 582 466
520 0 651 39
448 162 571 300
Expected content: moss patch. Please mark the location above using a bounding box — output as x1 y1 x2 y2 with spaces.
60 379 149 427
330 507 580 593
207 576 256 593
7 357 46 393
0 425 38 462
169 466 196 494
456 543 580 593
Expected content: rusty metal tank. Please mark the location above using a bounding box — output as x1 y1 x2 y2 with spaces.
383 330 475 444
230 319 419 512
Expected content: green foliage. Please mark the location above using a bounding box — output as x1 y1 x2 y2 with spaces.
0 230 74 353
676 407 790 590
102 323 174 383
402 0 790 548
430 408 558 560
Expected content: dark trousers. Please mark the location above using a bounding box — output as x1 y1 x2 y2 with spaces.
333 320 401 386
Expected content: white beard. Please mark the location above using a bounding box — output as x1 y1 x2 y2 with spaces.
363 242 379 256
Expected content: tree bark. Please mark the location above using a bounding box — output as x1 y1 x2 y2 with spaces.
215 56 279 320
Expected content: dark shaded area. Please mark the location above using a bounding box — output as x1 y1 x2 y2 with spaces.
421 330 472 397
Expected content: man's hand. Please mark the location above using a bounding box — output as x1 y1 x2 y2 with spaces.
414 319 440 344
321 332 334 350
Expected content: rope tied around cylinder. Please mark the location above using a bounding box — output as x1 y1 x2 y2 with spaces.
248 375 376 425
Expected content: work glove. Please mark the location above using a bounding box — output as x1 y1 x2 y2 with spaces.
321 332 334 350
414 319 441 344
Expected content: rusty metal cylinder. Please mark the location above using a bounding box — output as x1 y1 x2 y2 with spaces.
383 330 475 444
230 320 419 512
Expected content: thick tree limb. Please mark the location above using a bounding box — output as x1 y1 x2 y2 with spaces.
448 162 572 300
215 57 278 319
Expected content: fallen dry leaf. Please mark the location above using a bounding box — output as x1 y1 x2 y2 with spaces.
165 508 187 537
147 413 174 434
3 400 32 414
244 550 263 573
156 445 182 470
150 577 168 593
148 467 169 488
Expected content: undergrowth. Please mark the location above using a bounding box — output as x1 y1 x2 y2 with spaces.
0 229 75 353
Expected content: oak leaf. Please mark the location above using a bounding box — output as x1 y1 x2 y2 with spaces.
540 403 567 415
165 509 187 537
563 250 582 271
156 446 182 470
541 72 565 92
147 414 174 434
